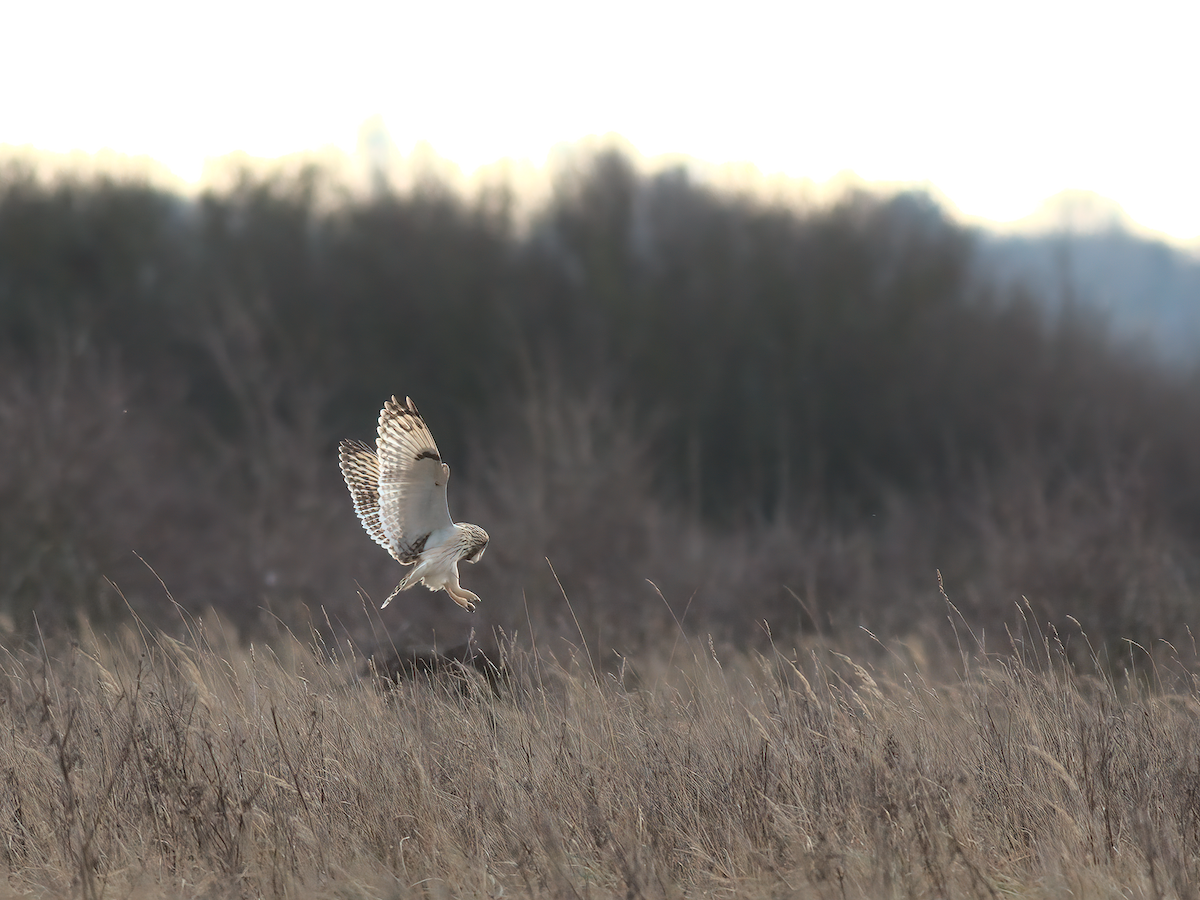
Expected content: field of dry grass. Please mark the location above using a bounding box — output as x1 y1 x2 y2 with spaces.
4 595 1200 900
11 155 1200 900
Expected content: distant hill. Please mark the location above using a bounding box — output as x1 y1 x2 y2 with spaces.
975 190 1200 363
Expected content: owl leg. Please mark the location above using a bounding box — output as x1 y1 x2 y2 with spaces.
445 587 479 612
444 568 479 611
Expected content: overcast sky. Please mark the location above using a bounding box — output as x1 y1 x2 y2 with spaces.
4 0 1197 239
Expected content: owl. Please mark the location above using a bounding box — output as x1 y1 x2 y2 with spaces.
339 396 488 611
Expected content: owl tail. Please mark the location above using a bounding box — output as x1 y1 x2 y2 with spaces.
380 572 415 609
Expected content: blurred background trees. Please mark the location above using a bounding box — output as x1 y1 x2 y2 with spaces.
2 151 1198 652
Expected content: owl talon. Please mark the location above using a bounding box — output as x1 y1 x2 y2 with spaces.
452 591 479 612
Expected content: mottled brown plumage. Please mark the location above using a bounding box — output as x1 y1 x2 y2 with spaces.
339 396 489 611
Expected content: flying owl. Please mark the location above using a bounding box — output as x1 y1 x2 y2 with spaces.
339 396 489 611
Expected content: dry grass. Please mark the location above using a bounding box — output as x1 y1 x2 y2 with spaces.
4 600 1200 900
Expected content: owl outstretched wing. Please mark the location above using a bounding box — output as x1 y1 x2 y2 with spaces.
338 439 392 555
375 396 454 563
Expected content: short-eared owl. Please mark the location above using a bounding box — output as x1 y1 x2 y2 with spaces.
339 396 488 611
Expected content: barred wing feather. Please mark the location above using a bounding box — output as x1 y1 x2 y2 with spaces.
375 396 454 563
338 439 393 556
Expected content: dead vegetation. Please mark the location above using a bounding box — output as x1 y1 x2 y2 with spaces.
7 157 1200 899
3 600 1200 899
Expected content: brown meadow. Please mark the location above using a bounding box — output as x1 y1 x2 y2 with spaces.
3 599 1200 899
6 157 1200 899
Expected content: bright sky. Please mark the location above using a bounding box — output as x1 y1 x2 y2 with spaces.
4 0 1198 239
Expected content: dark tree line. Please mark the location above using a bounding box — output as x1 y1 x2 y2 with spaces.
3 151 1199 528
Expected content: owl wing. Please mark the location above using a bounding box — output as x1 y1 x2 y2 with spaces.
338 438 396 558
375 396 454 563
